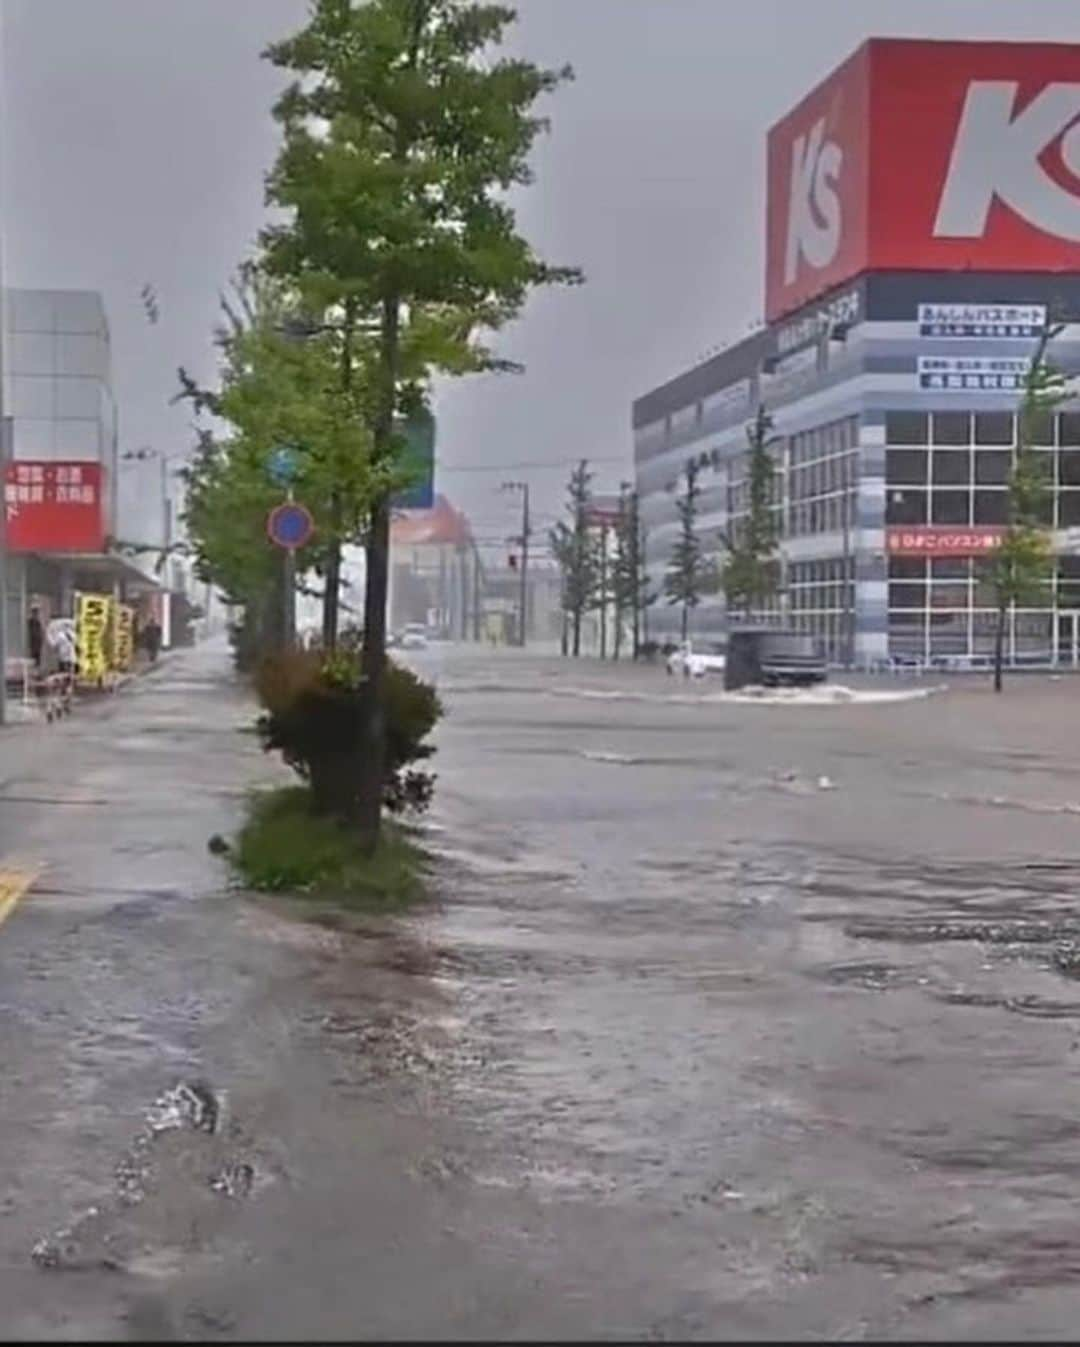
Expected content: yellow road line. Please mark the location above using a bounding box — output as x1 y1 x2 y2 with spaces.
0 863 42 931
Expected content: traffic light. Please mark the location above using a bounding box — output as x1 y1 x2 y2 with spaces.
508 554 518 570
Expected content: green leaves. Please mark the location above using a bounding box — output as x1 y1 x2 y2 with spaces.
261 0 582 377
550 460 601 620
983 325 1067 689
178 272 383 606
720 405 781 614
664 458 716 629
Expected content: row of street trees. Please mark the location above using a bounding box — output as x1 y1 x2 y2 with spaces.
548 462 655 657
180 0 581 847
550 406 782 654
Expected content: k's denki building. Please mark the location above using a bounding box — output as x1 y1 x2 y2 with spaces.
634 38 1080 666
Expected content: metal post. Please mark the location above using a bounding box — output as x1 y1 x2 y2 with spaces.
599 522 608 659
519 483 530 648
472 546 481 642
640 521 649 650
282 487 296 647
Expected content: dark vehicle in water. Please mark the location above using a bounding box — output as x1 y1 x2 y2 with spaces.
724 627 828 691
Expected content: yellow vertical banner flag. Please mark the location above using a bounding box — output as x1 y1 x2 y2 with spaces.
75 591 110 684
115 605 135 671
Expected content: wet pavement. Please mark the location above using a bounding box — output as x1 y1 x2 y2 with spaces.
7 642 1080 1337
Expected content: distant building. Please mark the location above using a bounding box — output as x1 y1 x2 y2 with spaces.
634 38 1080 668
390 494 481 638
2 289 164 653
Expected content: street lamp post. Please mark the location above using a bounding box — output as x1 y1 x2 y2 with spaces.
501 480 530 648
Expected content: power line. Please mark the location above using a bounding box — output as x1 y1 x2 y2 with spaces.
437 455 627 474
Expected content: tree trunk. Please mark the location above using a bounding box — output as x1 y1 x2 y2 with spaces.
322 301 356 653
355 293 401 852
309 751 357 822
321 520 341 651
993 602 1006 693
572 605 581 657
613 600 623 661
681 603 689 643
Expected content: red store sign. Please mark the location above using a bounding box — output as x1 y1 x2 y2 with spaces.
766 39 1080 321
887 525 1005 557
5 461 105 553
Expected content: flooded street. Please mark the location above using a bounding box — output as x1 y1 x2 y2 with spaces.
417 647 1080 1339
6 644 1080 1337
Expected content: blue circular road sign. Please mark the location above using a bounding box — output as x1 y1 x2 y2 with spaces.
267 501 314 550
267 445 300 487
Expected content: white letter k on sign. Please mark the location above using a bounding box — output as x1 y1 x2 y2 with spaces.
935 81 1080 242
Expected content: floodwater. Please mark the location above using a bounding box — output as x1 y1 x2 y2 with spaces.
413 650 1080 1339
7 643 1080 1338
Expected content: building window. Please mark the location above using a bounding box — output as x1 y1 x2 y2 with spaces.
974 412 1013 446
931 491 970 526
975 450 1011 485
932 448 970 486
1059 412 1080 447
933 411 970 446
886 411 929 445
887 449 927 485
973 490 1009 525
886 489 927 525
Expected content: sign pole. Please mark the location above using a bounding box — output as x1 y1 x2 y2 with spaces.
266 474 313 650
283 488 296 648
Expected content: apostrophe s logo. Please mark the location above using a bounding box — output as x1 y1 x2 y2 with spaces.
935 81 1080 242
784 118 844 284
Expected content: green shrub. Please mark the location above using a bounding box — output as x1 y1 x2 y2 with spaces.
253 645 442 821
234 786 424 906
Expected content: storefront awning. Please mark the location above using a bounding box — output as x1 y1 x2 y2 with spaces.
33 551 166 591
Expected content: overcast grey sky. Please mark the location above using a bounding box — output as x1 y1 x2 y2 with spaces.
3 0 1078 549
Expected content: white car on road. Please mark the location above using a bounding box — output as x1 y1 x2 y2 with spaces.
666 640 726 678
401 624 429 650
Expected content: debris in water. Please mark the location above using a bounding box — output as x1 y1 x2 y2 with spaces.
146 1081 220 1135
209 1162 255 1199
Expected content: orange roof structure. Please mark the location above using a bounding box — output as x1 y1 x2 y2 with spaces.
390 494 472 548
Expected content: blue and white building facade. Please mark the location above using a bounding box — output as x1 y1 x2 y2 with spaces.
634 274 1080 666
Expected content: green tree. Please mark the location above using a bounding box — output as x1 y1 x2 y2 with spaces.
664 457 714 642
261 0 581 847
177 268 379 657
720 405 780 617
984 326 1066 693
612 483 654 659
550 460 599 658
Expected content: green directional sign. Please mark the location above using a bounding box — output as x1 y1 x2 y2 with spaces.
393 408 435 510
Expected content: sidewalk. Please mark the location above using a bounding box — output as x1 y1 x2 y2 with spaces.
0 638 596 1340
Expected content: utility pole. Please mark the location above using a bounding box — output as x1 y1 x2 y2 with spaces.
599 522 608 659
639 519 649 653
472 545 482 642
502 481 530 648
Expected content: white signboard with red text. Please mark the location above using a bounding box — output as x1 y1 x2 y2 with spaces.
5 461 105 552
767 40 1080 321
917 355 1031 392
917 302 1046 339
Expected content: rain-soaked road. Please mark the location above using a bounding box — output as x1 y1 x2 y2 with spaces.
7 641 1080 1338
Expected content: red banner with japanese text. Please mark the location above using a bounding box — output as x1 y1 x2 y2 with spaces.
5 461 105 553
887 525 1005 558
